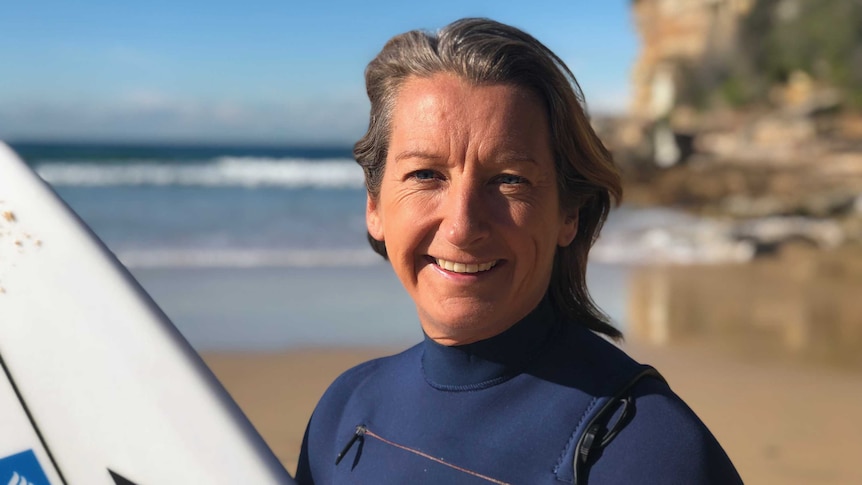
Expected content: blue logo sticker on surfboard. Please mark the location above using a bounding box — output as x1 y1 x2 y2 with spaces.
0 450 50 485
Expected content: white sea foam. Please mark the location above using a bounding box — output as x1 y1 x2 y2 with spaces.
35 156 365 188
592 208 757 265
117 248 383 269
591 228 756 265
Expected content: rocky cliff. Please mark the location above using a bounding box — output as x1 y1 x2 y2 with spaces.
599 0 862 256
631 0 754 120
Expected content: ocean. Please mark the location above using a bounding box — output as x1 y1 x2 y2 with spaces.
8 142 740 351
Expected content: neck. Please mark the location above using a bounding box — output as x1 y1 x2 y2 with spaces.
421 298 558 389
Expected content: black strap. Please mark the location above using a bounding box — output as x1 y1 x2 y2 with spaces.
572 365 666 485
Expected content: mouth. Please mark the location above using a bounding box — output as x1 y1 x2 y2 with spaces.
432 257 499 274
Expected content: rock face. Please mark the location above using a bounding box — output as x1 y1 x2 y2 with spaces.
631 0 754 120
622 2 862 369
616 0 862 251
627 0 860 162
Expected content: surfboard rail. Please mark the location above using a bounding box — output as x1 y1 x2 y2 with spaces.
0 142 295 484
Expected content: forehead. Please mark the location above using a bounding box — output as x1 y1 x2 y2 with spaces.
395 74 541 111
389 74 550 150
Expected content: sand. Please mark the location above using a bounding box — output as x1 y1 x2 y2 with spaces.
203 339 862 484
190 221 862 484
627 341 862 484
202 348 389 475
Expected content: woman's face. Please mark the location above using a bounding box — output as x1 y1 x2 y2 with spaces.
367 73 577 345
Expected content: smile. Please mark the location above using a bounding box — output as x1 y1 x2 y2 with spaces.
433 258 498 274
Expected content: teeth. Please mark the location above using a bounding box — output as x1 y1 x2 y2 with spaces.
435 258 497 273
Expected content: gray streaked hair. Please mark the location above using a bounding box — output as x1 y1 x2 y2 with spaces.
354 17 623 340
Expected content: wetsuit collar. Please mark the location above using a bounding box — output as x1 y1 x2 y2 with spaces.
421 297 557 390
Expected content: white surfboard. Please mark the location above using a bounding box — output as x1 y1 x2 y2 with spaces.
0 142 295 485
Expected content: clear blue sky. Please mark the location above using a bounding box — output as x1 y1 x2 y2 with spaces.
0 1 637 144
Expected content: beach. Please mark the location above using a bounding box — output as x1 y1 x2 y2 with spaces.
137 243 862 484
14 142 862 484
203 338 862 484
191 248 862 485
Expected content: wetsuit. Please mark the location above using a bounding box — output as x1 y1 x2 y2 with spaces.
296 299 742 484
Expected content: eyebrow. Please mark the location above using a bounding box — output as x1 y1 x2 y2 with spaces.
393 150 444 163
393 150 539 166
494 152 539 166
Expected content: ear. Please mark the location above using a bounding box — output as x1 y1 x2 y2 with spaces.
557 210 578 247
366 193 384 241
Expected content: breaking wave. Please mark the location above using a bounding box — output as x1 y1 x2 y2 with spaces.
35 156 364 188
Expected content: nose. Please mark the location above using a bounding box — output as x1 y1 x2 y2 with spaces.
441 180 491 248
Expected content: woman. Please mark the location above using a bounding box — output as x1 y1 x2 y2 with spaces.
297 18 741 484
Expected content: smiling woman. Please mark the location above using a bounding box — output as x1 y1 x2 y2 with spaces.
296 18 742 484
367 76 575 346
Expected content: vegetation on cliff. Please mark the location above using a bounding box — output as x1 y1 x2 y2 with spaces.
678 0 862 110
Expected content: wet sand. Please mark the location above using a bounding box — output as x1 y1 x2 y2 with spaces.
620 245 862 482
627 245 862 369
203 339 862 484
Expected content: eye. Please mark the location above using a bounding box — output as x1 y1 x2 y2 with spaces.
409 169 441 181
495 173 527 185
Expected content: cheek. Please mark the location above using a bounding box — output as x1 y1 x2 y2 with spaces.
507 200 562 235
382 208 424 260
386 193 438 237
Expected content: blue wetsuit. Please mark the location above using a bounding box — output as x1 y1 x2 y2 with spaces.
296 299 742 484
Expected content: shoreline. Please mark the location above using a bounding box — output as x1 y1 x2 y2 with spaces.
131 262 630 352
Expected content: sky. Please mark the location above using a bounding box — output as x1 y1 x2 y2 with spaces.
0 1 638 145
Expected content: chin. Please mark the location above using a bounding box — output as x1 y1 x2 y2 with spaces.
420 305 514 344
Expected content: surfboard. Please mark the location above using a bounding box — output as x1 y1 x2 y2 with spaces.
0 142 295 484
